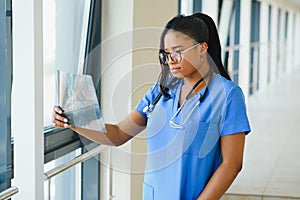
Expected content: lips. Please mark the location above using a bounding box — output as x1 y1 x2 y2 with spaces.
170 67 181 73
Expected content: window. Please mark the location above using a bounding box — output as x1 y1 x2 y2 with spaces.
43 0 92 164
43 0 102 160
222 0 241 84
283 11 288 72
44 148 82 200
267 5 272 83
0 0 12 193
277 8 281 77
43 0 91 127
249 0 260 94
178 0 242 84
179 0 202 15
42 0 101 199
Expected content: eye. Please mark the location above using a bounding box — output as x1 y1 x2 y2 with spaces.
170 51 181 63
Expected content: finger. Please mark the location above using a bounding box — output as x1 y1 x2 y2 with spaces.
53 120 70 129
52 109 69 121
54 106 63 114
64 123 71 128
52 115 70 128
53 113 69 123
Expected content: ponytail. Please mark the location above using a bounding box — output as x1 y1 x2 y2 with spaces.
192 13 231 80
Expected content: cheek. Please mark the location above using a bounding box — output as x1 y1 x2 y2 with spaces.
180 57 199 72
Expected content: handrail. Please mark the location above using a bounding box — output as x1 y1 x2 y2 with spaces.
223 42 267 52
223 44 243 51
44 145 108 180
0 186 19 200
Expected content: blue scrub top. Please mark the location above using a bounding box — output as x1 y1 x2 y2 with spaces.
135 74 251 200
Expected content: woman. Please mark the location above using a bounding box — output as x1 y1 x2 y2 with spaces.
53 13 251 200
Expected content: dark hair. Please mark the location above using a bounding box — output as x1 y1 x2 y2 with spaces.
159 13 231 97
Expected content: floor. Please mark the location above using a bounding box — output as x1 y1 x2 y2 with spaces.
224 67 300 199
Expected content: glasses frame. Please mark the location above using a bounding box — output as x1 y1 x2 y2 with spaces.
159 43 200 65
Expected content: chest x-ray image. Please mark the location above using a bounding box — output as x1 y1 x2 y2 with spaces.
56 70 106 132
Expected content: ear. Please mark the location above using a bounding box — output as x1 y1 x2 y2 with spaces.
200 42 208 54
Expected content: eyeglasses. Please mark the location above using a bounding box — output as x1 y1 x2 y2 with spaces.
159 43 200 65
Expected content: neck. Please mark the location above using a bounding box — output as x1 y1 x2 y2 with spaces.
183 68 214 93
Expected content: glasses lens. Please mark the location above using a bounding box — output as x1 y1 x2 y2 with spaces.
170 51 181 64
159 52 168 64
159 51 182 64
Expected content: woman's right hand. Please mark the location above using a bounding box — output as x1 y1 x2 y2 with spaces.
52 106 71 128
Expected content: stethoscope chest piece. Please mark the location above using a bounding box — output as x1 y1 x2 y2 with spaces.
143 104 155 117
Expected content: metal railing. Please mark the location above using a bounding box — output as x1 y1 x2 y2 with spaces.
223 44 243 82
44 145 108 180
44 145 108 200
0 186 19 200
222 42 262 95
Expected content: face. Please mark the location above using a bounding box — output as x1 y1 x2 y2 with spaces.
163 30 205 79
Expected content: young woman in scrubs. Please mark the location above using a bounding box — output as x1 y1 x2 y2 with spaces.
53 13 251 200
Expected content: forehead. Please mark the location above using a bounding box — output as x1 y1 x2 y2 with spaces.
164 30 194 49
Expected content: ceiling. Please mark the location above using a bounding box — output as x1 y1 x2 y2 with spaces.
288 0 300 8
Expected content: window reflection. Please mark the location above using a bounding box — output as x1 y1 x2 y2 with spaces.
43 0 91 127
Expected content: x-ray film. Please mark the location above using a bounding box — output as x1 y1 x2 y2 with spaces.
56 70 106 132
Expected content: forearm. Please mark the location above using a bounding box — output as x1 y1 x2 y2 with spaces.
71 123 132 146
70 125 118 146
71 111 146 146
54 108 146 146
197 162 241 200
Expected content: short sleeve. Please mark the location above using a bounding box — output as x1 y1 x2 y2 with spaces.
220 86 251 137
135 83 160 119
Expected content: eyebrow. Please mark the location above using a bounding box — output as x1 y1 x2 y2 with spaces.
164 45 183 52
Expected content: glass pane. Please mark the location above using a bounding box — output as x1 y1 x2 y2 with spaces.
0 0 12 192
180 0 194 15
44 148 82 200
43 0 91 127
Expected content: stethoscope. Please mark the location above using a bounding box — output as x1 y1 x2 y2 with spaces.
143 68 213 122
142 78 178 117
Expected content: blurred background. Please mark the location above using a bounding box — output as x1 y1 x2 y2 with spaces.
1 0 300 199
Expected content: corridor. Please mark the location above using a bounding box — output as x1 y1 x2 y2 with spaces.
225 67 300 199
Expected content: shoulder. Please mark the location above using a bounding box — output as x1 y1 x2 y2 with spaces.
212 74 245 98
146 82 161 100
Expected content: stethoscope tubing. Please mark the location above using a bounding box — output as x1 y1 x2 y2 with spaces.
143 68 213 117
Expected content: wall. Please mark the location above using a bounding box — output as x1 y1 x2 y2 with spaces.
101 0 134 199
131 1 178 199
101 0 177 199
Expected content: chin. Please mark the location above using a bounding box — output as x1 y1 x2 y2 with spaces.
171 72 184 79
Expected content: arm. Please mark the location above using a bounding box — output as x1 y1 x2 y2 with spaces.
53 107 147 146
197 132 245 200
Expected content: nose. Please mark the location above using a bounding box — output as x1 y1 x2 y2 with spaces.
166 55 172 65
167 54 176 66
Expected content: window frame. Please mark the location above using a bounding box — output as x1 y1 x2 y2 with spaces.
43 0 102 164
193 0 202 13
9 0 102 198
81 0 102 199
249 0 260 94
178 0 202 14
0 0 12 192
43 0 102 199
